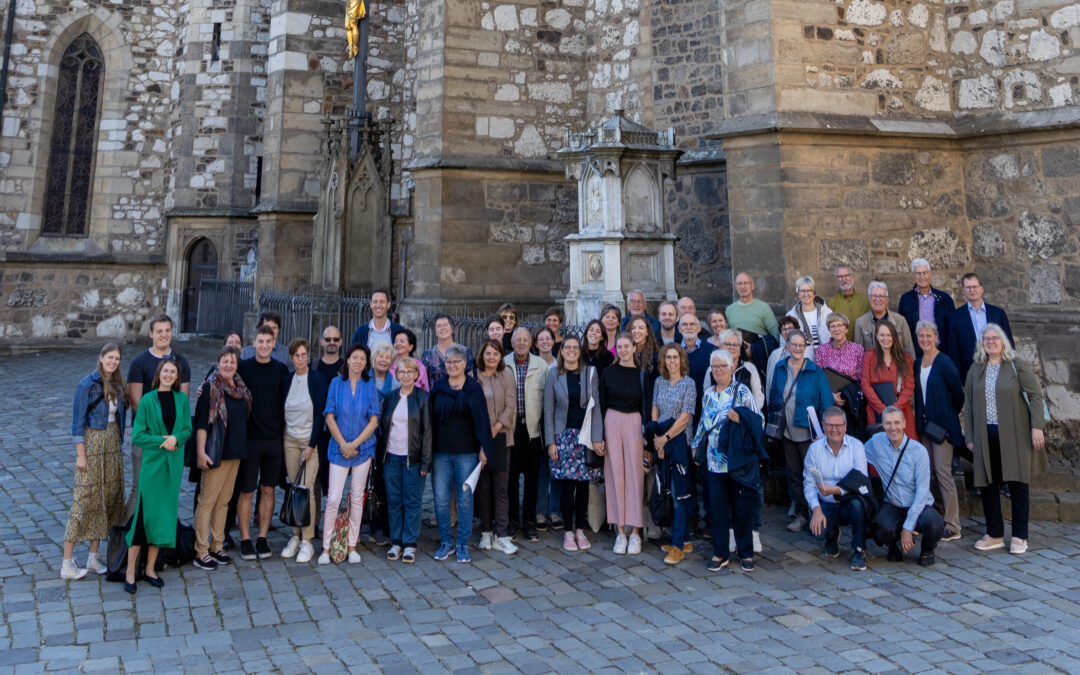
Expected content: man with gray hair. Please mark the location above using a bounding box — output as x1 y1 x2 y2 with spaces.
828 265 870 342
620 289 662 337
504 326 549 542
898 258 954 359
854 281 915 356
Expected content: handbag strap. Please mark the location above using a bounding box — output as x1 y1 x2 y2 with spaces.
292 459 307 486
881 438 910 504
1010 361 1033 420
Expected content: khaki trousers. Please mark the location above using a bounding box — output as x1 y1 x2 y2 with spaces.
194 459 240 558
921 435 961 534
284 434 320 541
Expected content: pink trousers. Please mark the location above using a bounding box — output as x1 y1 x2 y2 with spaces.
322 460 371 549
603 409 644 528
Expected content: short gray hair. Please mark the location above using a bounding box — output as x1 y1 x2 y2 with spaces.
911 258 931 272
710 349 734 367
823 406 846 422
445 344 469 364
827 312 850 328
915 320 938 337
627 289 645 301
867 281 889 297
795 275 816 294
717 329 741 346
512 326 532 341
881 405 904 422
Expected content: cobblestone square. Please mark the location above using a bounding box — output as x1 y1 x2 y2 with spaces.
2 342 1079 673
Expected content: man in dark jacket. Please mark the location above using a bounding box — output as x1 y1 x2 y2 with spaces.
944 273 1013 380
351 289 405 349
897 258 954 359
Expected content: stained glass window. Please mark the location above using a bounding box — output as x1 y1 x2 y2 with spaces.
42 34 103 236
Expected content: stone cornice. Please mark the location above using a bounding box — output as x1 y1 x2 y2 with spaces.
406 155 565 174
165 208 259 219
3 251 164 264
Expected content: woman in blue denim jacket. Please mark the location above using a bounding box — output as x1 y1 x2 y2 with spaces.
62 343 129 580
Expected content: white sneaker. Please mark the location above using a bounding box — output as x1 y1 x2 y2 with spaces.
492 536 518 555
627 533 642 555
281 536 301 559
347 550 362 564
317 551 331 565
60 559 87 581
85 553 108 575
478 531 494 550
974 535 1005 551
753 531 762 554
729 529 736 553
296 541 315 564
613 533 628 555
1010 538 1028 555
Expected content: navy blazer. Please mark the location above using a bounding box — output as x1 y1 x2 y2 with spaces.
944 303 1013 380
913 353 964 446
897 285 954 358
351 320 405 349
281 369 328 448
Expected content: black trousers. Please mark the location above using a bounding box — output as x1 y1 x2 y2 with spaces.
508 418 540 525
560 479 589 532
783 437 813 519
981 424 1030 539
872 503 944 553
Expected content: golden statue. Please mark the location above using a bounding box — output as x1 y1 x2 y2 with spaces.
346 0 366 58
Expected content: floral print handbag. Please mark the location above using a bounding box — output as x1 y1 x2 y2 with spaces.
328 498 350 564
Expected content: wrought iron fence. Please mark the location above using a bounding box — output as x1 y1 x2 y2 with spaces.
259 290 373 347
196 279 254 337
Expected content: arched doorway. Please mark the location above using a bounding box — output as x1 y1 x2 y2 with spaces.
183 238 218 332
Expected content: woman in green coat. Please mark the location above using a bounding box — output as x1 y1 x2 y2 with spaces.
964 323 1047 556
124 359 192 593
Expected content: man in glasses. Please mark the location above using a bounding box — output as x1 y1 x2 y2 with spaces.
126 313 192 516
945 272 1013 380
828 266 870 342
804 407 869 571
312 325 344 497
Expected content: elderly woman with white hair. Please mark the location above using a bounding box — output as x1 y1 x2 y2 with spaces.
785 275 832 353
691 348 760 572
964 324 1047 555
371 341 400 402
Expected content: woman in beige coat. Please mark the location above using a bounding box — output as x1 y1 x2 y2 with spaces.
964 324 1046 555
475 339 518 554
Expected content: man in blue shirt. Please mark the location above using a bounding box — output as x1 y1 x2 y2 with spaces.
805 407 869 571
865 407 944 566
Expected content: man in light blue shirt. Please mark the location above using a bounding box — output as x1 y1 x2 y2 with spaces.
805 407 869 571
865 407 944 566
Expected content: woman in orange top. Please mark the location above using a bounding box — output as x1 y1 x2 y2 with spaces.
861 320 917 438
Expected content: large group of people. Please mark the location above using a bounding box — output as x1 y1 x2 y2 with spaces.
61 267 1049 589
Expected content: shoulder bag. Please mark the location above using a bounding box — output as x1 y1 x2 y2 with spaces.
1011 361 1050 424
279 460 311 528
580 368 604 468
766 377 796 441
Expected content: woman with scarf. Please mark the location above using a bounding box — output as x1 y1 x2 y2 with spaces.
784 275 832 355
430 345 493 563
192 346 251 571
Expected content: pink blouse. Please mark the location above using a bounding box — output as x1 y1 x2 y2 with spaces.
815 339 865 382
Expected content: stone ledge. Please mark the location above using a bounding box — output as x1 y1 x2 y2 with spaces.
249 201 318 215
166 208 257 218
2 251 164 264
406 155 565 174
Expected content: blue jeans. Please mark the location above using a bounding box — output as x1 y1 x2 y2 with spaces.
708 472 755 560
818 499 866 551
433 452 479 547
383 454 424 547
670 467 690 548
536 454 562 517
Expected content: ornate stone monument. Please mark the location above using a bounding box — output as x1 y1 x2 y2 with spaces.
558 112 682 325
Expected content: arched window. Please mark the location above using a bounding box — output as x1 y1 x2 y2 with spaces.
42 34 103 236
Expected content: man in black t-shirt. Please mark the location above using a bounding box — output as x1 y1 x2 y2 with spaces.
236 325 289 561
126 313 192 517
312 325 343 497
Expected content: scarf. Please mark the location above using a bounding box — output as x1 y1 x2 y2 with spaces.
198 370 252 427
432 376 470 424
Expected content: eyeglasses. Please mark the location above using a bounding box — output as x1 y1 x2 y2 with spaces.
445 359 465 366
869 294 888 300
797 288 814 294
723 342 741 348
824 423 846 430
982 336 1002 343
710 365 730 370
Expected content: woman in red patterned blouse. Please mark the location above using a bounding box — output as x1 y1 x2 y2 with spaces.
814 313 865 406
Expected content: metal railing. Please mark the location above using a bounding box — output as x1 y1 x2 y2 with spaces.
420 313 586 354
259 290 373 347
196 279 254 337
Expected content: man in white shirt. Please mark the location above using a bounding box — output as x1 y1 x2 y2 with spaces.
805 407 869 571
350 289 404 349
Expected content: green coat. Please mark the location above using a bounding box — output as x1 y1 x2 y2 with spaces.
127 390 192 547
963 359 1047 488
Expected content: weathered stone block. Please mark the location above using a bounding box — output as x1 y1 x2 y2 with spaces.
820 239 869 270
909 228 970 269
1014 211 1067 259
1029 265 1063 304
973 222 1006 258
872 153 916 185
1043 146 1080 177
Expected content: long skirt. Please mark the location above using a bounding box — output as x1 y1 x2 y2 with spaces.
64 424 126 542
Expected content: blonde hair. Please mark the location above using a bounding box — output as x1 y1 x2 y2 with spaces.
974 323 1017 363
396 356 420 375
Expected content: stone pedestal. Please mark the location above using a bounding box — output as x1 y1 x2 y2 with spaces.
558 112 682 325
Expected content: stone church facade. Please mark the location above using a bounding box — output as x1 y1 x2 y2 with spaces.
1 0 1080 423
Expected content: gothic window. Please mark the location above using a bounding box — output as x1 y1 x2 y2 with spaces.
42 34 103 236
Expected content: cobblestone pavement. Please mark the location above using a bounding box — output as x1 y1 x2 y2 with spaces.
2 342 1080 674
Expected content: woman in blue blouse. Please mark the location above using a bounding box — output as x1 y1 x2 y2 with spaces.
319 344 381 565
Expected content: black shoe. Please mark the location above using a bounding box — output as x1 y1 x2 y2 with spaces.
550 514 564 531
145 574 164 589
124 580 137 594
211 550 232 565
193 555 219 571
535 515 548 532
850 549 867 571
887 544 903 563
740 558 755 572
255 537 272 559
223 534 236 551
824 538 840 558
918 551 935 567
507 522 519 542
373 531 390 547
524 523 539 542
239 539 256 561
951 457 964 477
706 557 729 572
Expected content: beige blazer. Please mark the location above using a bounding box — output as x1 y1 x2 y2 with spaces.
854 311 915 358
504 352 549 439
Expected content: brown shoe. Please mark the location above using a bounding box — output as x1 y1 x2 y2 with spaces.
664 547 685 565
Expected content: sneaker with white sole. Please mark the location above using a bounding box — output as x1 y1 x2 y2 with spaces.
85 553 108 575
752 531 762 553
347 550 362 564
974 535 1005 551
317 551 331 565
402 547 416 563
492 536 518 555
627 533 642 555
613 533 628 555
387 545 402 561
296 542 315 564
60 559 87 581
478 531 494 550
563 532 578 552
281 536 301 559
1009 538 1028 554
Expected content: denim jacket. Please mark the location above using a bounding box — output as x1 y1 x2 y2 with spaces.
72 372 127 444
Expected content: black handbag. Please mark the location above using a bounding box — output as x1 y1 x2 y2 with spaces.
159 521 197 568
279 461 312 528
362 465 383 527
766 383 795 441
922 419 947 445
105 516 152 582
648 463 674 528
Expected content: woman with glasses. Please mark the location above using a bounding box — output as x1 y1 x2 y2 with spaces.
430 345 492 563
785 275 832 353
422 314 474 382
765 316 800 399
651 344 697 565
534 326 558 368
966 324 1046 555
711 329 764 410
391 328 430 391
280 339 327 564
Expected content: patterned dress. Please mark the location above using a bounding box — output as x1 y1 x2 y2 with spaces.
551 429 601 481
814 339 865 382
65 420 125 542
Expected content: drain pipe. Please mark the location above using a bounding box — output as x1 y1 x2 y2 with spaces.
0 0 16 134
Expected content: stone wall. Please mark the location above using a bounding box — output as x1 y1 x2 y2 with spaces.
585 0 653 120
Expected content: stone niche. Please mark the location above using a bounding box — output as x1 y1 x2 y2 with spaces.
558 112 682 324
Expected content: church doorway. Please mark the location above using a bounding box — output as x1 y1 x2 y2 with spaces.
183 238 218 332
